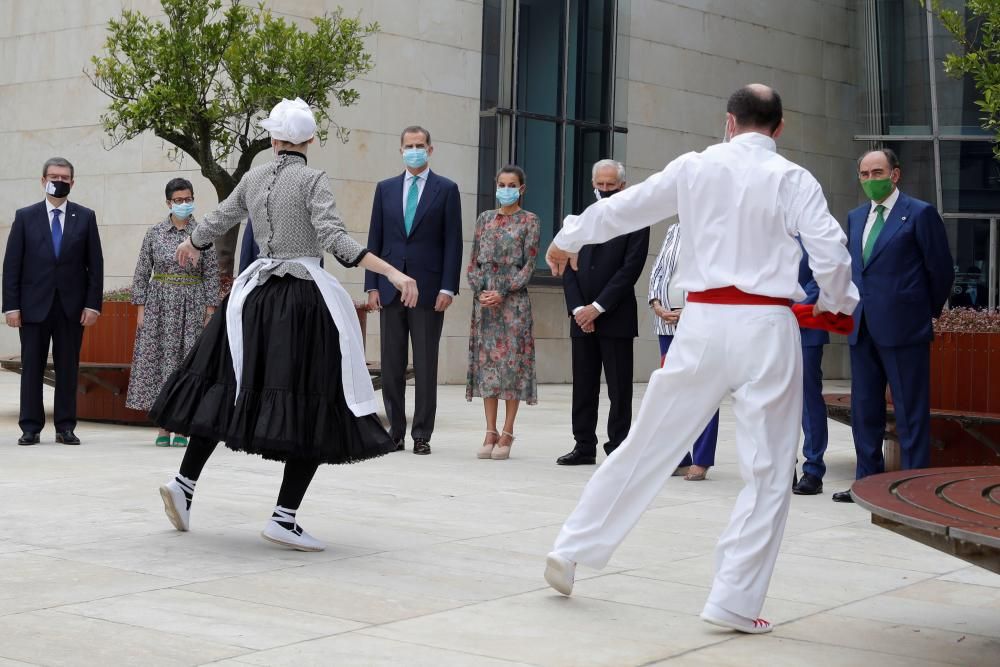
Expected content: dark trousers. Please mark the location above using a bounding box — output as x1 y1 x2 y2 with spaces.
379 298 444 442
18 293 83 433
571 335 633 456
800 344 829 480
659 335 719 467
850 317 931 478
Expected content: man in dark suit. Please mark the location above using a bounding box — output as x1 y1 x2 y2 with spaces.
793 247 830 495
3 157 104 446
557 160 649 466
365 126 463 455
832 148 954 502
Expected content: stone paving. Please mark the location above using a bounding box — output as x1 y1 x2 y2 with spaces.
0 372 997 666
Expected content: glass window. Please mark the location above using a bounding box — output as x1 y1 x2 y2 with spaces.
945 219 991 309
479 0 625 273
882 141 936 206
875 0 933 134
515 118 559 255
516 0 563 116
940 142 1000 214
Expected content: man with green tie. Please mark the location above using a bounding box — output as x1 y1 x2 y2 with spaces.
364 126 463 456
832 148 954 503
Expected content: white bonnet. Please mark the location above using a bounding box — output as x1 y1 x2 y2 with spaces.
259 97 316 144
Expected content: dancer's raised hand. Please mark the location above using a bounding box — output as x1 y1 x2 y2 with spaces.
390 270 419 308
545 241 578 276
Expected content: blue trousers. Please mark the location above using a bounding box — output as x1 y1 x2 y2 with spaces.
800 344 828 479
659 335 718 467
849 317 931 478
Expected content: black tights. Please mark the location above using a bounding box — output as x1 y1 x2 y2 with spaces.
178 436 319 510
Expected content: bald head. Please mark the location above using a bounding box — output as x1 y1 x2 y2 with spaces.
726 84 783 135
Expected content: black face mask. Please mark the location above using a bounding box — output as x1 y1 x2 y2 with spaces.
594 187 624 200
45 180 71 198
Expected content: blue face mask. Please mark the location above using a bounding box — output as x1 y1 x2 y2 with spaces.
402 148 428 169
496 186 521 206
171 202 194 220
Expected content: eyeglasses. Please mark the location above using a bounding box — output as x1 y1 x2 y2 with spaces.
169 197 195 204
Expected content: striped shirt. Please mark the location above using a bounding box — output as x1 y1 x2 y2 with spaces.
647 222 682 335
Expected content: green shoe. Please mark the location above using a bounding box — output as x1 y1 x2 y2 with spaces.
171 435 189 448
155 435 171 447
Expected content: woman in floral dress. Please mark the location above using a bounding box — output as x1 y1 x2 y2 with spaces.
466 165 540 460
126 178 219 447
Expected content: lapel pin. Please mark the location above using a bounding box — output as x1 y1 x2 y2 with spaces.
901 216 907 222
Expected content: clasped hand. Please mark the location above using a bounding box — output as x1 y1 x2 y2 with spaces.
479 290 503 309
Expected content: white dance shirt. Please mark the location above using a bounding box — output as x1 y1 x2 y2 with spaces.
555 132 859 315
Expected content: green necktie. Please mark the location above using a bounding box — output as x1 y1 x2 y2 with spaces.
862 204 886 265
404 175 420 235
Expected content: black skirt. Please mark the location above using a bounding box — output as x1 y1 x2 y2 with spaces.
149 275 395 464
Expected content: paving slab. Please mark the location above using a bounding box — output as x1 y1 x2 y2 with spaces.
1 374 997 665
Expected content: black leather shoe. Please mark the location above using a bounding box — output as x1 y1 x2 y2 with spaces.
413 438 431 455
393 438 405 452
17 432 39 446
603 442 619 456
55 430 81 446
557 449 597 466
831 489 854 503
793 473 823 495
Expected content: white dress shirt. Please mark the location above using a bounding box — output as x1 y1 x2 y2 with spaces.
402 168 429 215
46 198 67 229
555 132 858 315
862 186 899 248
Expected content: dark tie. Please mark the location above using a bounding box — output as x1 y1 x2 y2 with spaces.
51 209 63 258
862 204 885 265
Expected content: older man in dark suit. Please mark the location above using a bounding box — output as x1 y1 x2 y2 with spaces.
365 126 463 456
557 159 649 466
3 157 104 446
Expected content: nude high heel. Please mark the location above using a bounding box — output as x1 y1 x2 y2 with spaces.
491 430 515 460
477 430 499 459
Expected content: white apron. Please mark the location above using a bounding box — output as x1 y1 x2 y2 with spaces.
226 256 378 417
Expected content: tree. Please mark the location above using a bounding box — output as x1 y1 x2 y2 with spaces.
88 0 378 275
925 0 1000 159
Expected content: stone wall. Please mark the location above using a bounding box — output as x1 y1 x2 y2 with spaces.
0 0 861 382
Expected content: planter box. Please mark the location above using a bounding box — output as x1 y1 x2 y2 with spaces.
77 301 149 424
926 332 1000 467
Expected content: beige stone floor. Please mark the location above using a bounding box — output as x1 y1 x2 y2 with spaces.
0 372 997 666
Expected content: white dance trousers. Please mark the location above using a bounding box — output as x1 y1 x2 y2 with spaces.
553 302 803 619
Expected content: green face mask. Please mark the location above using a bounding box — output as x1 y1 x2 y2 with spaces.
861 177 893 202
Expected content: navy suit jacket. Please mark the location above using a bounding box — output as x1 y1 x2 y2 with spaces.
563 228 650 339
846 191 953 347
364 170 463 308
797 246 829 347
2 200 103 323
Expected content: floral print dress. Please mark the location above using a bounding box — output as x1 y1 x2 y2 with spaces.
125 218 220 410
466 208 540 404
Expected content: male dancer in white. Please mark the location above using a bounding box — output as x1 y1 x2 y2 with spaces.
543 84 859 634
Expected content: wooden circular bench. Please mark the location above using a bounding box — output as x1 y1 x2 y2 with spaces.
851 466 1000 574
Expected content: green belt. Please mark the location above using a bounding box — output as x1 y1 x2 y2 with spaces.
152 273 203 286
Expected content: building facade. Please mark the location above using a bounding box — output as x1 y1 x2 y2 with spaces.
1 0 992 383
